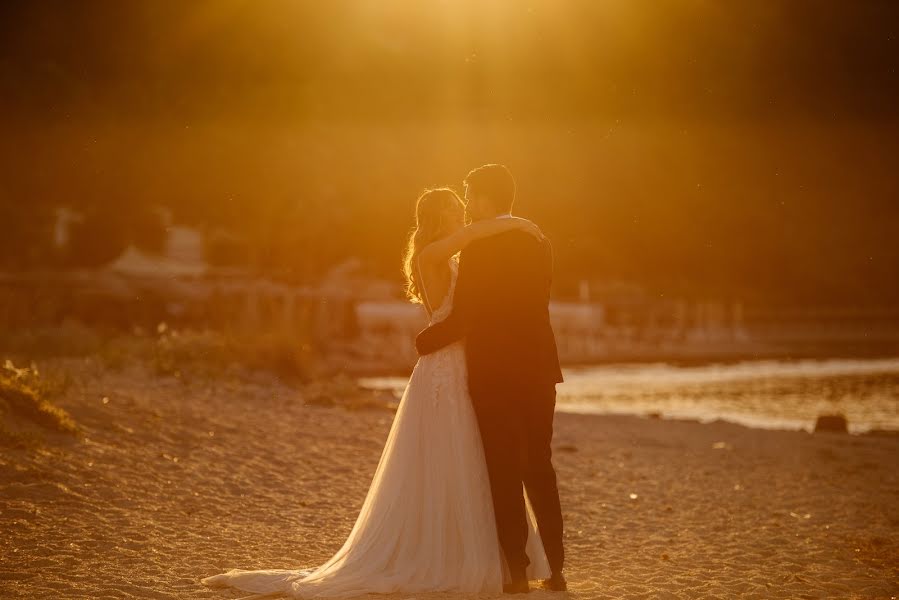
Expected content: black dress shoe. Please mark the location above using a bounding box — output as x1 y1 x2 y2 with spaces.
503 579 531 594
541 572 568 592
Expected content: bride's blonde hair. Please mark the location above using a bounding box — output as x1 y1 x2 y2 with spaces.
402 187 464 304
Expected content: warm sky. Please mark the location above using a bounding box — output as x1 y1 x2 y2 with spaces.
1 0 897 304
2 1 897 120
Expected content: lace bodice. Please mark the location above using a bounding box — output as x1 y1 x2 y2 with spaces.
428 258 458 324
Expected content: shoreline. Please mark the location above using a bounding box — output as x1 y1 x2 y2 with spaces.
554 405 899 437
359 355 899 435
341 347 899 378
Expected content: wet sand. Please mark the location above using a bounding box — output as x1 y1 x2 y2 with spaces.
1 358 897 599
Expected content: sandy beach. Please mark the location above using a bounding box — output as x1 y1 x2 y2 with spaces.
1 358 897 599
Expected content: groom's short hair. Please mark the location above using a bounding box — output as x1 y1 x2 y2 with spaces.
464 164 516 214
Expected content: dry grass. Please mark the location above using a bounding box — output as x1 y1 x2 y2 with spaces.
2 320 323 384
148 326 321 383
0 360 79 444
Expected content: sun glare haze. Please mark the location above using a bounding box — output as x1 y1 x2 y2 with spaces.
1 2 897 599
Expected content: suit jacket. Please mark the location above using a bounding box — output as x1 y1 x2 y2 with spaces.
415 229 564 397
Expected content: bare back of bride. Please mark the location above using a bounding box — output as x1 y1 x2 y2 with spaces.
201 188 549 598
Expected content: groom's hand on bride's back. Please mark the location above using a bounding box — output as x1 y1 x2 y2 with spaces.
415 326 435 356
416 321 456 356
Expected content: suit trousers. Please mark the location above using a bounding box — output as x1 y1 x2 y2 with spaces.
469 379 565 580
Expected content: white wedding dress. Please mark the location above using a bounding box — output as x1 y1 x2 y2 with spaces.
202 259 550 598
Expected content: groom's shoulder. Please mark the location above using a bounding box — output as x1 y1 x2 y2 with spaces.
466 230 531 256
503 229 549 255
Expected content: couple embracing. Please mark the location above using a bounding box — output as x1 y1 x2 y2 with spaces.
203 164 566 597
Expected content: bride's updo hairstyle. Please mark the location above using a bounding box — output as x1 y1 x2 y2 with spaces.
402 187 464 304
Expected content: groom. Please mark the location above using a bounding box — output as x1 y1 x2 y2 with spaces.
416 164 566 594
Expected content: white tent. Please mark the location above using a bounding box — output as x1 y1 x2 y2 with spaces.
106 245 207 277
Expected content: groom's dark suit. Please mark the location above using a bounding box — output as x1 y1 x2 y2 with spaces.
416 228 565 581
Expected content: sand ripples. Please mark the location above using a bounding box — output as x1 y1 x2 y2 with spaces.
1 359 897 599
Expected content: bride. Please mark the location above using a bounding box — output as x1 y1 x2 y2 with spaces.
202 187 550 598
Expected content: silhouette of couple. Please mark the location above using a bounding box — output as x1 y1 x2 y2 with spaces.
203 164 566 597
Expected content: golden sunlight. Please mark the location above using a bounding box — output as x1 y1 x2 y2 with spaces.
1 1 897 598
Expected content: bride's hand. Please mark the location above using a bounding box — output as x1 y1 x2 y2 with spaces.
513 218 545 240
